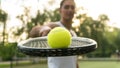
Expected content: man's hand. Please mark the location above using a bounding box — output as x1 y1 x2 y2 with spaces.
29 23 60 38
29 26 51 37
39 26 51 36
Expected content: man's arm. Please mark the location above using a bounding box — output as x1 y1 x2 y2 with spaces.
29 23 59 38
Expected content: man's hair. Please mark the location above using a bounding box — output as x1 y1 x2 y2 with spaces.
60 0 65 8
60 0 75 8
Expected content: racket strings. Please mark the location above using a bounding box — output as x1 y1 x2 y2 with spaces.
39 40 49 48
24 39 49 48
71 39 91 47
24 39 92 48
22 37 95 49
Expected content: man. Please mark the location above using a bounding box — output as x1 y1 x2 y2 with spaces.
30 0 79 68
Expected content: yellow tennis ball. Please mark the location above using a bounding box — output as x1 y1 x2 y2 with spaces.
47 27 71 48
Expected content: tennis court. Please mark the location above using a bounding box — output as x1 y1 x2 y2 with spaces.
1 60 120 68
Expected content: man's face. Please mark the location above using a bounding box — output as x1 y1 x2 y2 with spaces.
60 0 75 20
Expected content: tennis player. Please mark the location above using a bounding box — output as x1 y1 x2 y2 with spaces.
30 0 79 68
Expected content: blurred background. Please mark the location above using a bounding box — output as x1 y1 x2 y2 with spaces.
0 0 120 68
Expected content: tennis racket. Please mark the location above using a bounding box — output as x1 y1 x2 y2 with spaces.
17 37 97 57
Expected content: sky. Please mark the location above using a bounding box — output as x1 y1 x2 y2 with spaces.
1 0 120 28
76 0 120 28
1 0 120 42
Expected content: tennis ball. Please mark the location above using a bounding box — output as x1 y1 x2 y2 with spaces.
47 27 71 48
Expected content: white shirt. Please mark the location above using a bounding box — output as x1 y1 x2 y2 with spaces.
48 22 77 68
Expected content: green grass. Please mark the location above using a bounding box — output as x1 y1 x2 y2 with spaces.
1 61 120 68
0 63 47 68
79 61 120 68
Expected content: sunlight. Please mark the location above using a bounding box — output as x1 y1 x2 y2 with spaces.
75 0 120 28
1 0 120 28
1 0 120 42
72 19 80 32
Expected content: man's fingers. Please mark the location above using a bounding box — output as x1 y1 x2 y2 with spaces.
39 30 50 36
39 26 51 37
39 31 42 37
41 31 50 36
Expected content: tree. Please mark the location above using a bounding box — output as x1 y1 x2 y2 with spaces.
75 13 116 57
48 8 60 22
31 10 49 25
15 7 61 40
114 29 120 50
0 9 8 46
